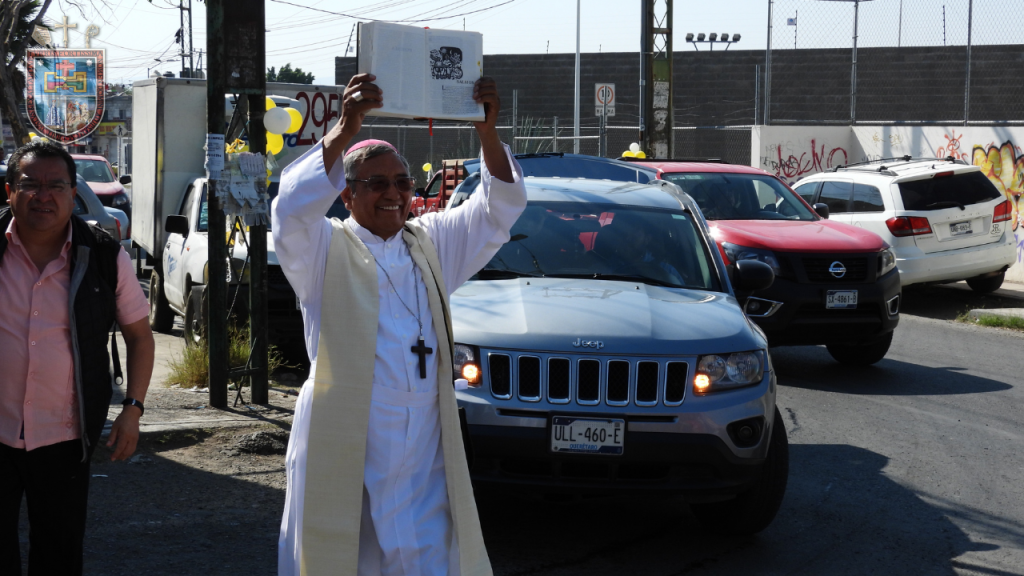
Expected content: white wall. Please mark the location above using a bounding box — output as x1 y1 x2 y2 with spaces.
751 125 1024 284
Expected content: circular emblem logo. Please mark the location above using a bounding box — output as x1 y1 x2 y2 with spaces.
829 261 847 278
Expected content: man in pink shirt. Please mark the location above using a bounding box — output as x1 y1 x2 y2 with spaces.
0 141 155 576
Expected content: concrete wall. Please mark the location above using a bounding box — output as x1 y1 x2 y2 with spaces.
752 125 1024 283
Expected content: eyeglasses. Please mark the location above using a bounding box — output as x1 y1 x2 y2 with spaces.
15 181 72 195
346 176 416 194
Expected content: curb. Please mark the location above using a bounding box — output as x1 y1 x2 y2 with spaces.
967 308 1024 322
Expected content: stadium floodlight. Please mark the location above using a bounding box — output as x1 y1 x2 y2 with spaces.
688 31 742 51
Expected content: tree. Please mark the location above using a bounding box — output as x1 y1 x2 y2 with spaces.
267 63 314 84
1 0 52 146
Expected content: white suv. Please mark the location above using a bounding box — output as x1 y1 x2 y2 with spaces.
793 157 1016 293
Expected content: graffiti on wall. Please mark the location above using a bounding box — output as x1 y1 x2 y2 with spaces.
761 139 849 183
936 130 970 162
972 140 1024 261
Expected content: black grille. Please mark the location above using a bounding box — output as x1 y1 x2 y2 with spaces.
607 361 629 403
548 358 570 401
518 356 540 399
802 258 869 282
577 359 600 402
489 354 511 397
665 362 688 404
636 362 659 403
267 265 291 288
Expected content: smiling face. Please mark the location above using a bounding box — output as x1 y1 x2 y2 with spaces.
341 151 413 240
6 155 77 237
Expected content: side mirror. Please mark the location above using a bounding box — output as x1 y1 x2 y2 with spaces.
734 260 775 292
119 174 132 185
415 187 425 197
165 214 189 235
813 203 830 219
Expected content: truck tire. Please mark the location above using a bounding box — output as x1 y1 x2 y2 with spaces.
183 285 207 346
825 331 893 365
148 269 175 333
690 406 789 535
966 271 1004 294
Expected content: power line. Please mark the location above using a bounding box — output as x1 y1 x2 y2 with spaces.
266 0 520 23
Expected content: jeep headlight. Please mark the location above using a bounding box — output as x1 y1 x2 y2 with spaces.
695 351 764 394
722 243 781 276
453 344 481 387
878 248 896 276
111 192 130 207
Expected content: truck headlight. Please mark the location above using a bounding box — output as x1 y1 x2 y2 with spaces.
878 248 896 276
695 350 764 394
111 192 130 207
453 344 481 387
722 243 781 276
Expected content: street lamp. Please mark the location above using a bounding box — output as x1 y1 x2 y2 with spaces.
686 32 741 51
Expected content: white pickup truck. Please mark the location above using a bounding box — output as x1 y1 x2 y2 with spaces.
131 77 349 352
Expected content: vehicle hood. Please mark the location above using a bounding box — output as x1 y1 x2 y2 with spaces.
451 278 765 355
86 181 124 197
231 231 279 266
710 219 886 253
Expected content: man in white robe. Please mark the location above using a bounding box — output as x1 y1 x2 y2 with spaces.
272 74 526 576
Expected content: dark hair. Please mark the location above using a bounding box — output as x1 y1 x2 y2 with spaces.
5 140 77 188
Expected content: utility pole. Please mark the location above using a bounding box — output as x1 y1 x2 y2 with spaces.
641 0 673 158
851 0 859 124
573 0 580 154
178 0 194 77
206 0 229 407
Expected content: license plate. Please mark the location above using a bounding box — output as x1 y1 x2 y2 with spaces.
826 290 858 309
950 220 973 236
551 416 624 455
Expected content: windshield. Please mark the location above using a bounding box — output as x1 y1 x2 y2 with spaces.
475 202 720 291
662 172 817 221
74 159 115 183
464 156 654 183
266 182 351 230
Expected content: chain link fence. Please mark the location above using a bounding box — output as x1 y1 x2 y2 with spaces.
766 0 1024 124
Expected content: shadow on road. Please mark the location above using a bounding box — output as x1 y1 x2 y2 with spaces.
477 444 999 576
769 345 1012 396
900 284 1024 322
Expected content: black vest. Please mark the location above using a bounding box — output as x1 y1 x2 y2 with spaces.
0 208 121 457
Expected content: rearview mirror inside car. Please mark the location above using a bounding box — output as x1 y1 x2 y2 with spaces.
813 203 830 219
734 260 775 292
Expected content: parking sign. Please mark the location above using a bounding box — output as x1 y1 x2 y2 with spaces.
595 83 615 117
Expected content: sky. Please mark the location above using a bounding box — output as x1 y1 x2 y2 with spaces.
40 0 1017 87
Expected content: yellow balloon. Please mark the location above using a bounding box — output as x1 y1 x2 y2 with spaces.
267 132 284 155
285 107 303 134
622 151 635 158
265 96 276 110
634 151 647 159
422 163 432 172
28 132 37 138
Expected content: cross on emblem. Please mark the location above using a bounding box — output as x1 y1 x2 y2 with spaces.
411 338 433 379
55 16 77 48
56 60 76 76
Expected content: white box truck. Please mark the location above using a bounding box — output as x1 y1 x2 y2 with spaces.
131 77 350 351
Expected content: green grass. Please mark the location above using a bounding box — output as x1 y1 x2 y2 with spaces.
166 327 292 389
955 308 1024 331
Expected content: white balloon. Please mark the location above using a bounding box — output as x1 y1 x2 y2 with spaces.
264 107 291 135
629 142 640 153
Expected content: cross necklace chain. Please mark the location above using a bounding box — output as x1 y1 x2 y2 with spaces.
375 260 433 379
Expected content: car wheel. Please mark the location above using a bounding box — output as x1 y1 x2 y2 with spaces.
183 285 207 346
690 406 789 536
148 269 175 333
966 272 1004 294
825 331 893 365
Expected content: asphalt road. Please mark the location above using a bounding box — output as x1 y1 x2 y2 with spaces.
478 284 1024 576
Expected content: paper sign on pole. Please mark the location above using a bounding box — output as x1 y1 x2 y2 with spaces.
595 83 615 117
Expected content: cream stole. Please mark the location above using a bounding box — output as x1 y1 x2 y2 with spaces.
301 219 492 576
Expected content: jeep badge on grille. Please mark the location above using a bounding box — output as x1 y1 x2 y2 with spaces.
572 338 605 349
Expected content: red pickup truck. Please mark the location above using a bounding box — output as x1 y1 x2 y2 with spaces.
410 159 469 218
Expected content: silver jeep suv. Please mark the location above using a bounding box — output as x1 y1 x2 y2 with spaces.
452 177 788 535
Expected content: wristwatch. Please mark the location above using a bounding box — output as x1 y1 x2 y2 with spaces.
122 398 145 416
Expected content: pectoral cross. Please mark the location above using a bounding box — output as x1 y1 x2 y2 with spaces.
411 337 433 379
